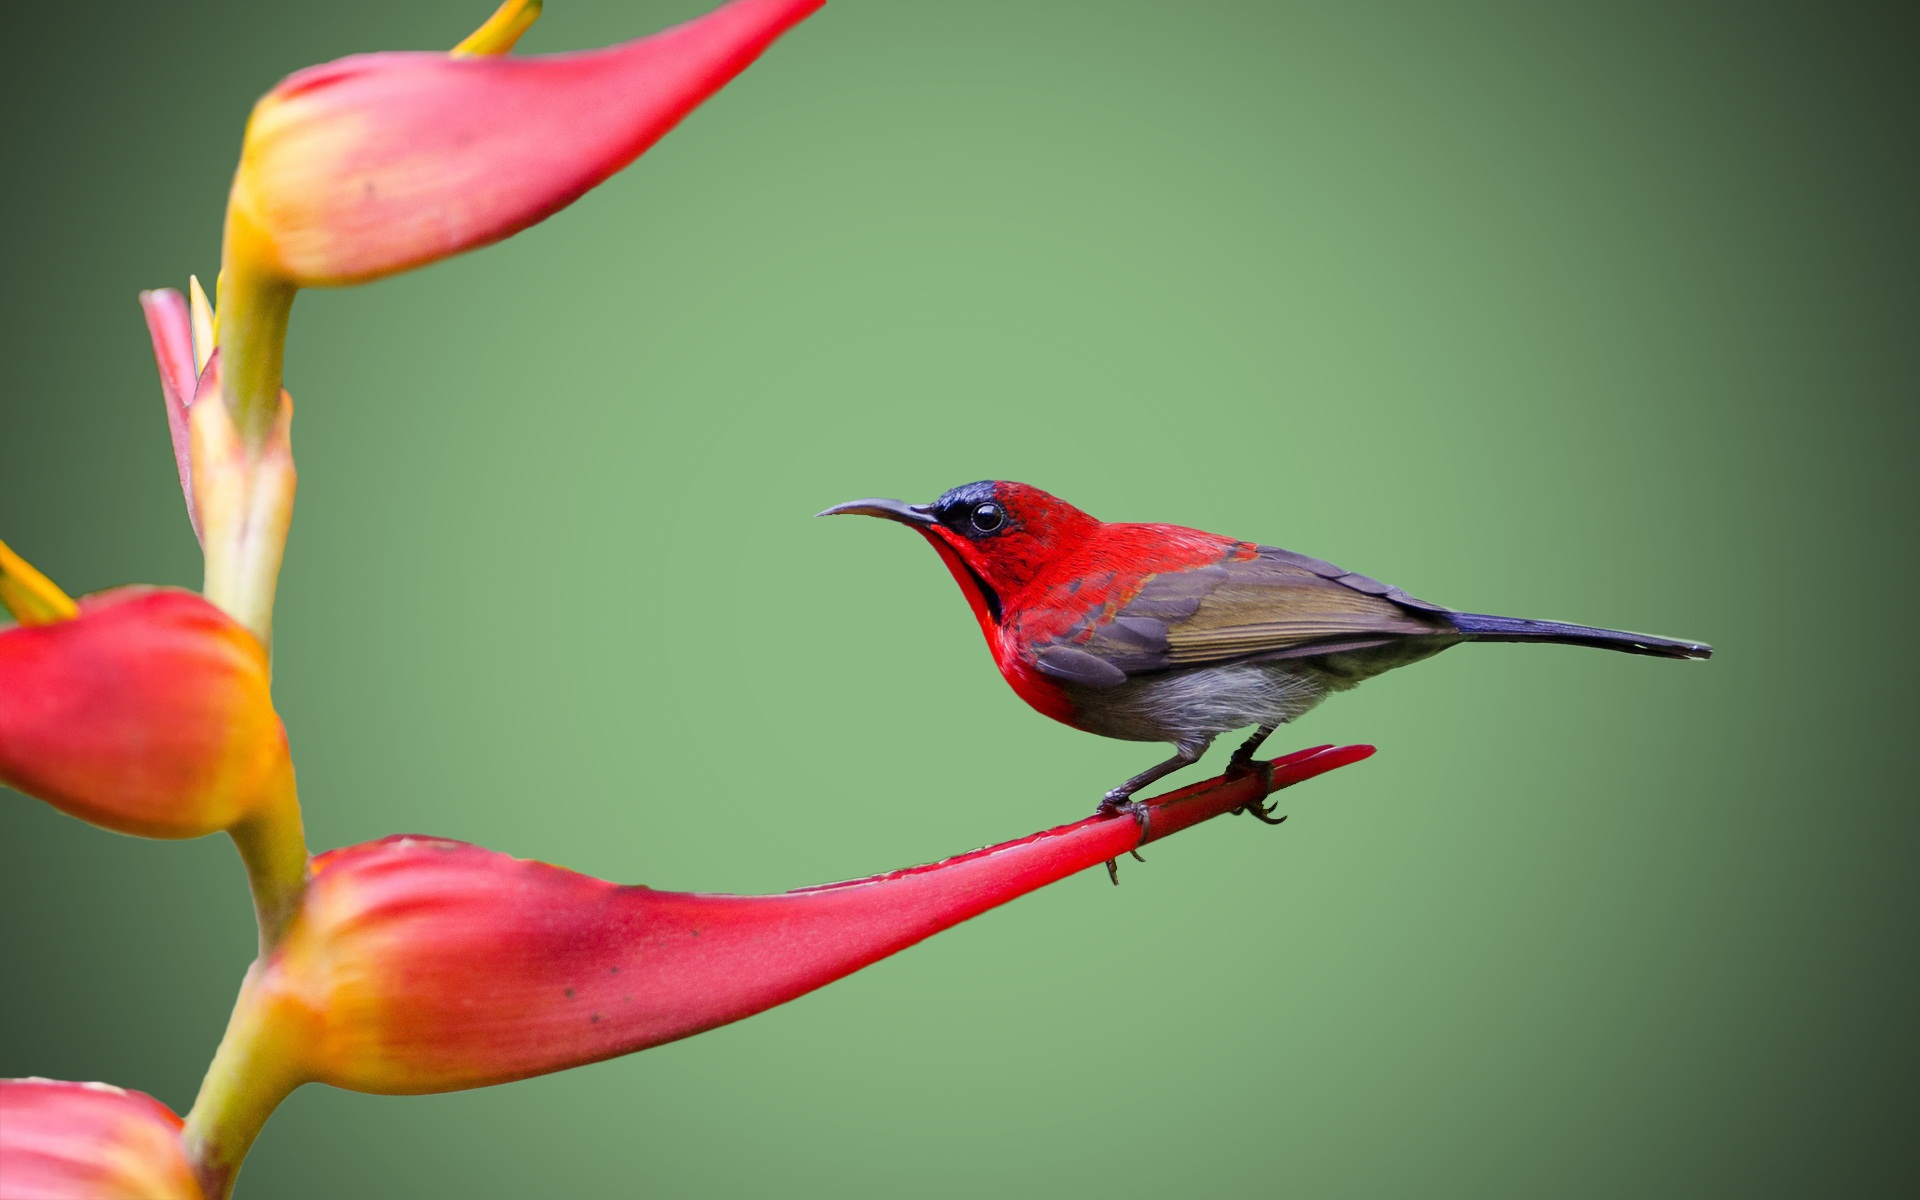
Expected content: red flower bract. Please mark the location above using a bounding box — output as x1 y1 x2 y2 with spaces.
0 587 292 839
233 746 1371 1095
0 1078 198 1200
227 0 825 287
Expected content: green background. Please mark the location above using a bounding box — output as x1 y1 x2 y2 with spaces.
3 0 1914 1195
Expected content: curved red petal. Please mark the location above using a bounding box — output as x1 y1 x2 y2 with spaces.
258 746 1371 1094
230 0 824 286
0 587 291 838
0 1078 198 1200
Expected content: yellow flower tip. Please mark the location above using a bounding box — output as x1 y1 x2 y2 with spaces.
451 0 543 56
0 538 79 625
188 274 216 374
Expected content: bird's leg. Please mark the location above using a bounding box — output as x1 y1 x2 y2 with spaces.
1101 741 1209 811
1099 740 1210 883
1227 724 1287 824
1228 723 1278 770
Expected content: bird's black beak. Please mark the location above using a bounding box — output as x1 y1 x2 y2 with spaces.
816 498 938 526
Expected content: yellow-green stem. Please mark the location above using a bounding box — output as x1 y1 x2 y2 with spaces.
228 784 310 955
453 0 544 55
213 262 295 454
0 537 79 624
183 965 306 1200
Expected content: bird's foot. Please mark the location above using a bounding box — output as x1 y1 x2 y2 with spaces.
1225 758 1287 824
1236 797 1288 825
1096 794 1151 885
1096 794 1153 841
1224 753 1270 780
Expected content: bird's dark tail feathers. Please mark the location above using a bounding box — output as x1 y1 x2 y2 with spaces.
1447 613 1712 660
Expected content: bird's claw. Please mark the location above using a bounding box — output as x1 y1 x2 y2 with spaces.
1097 797 1152 885
1224 758 1286 824
1224 755 1272 784
1096 796 1153 839
1102 846 1148 886
1236 796 1288 825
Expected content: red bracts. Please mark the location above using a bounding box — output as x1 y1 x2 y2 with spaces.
0 587 292 841
225 0 824 288
227 747 1369 1096
0 1079 198 1200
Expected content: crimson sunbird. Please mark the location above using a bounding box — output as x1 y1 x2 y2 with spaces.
822 481 1711 817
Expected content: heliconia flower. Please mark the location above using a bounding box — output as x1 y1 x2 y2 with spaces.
0 567 308 944
0 584 291 842
0 1078 198 1200
223 0 824 290
182 746 1370 1191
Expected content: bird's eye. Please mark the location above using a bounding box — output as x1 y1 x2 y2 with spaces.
970 502 1005 533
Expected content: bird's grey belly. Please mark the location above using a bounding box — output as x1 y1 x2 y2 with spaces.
1062 637 1462 746
1063 661 1333 745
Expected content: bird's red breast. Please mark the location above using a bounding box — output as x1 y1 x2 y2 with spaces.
909 490 1255 727
873 480 1460 734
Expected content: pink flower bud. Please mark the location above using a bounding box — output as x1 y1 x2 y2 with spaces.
226 0 824 288
0 587 293 839
0 1078 197 1200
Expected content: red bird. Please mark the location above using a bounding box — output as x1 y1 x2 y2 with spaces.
822 481 1711 818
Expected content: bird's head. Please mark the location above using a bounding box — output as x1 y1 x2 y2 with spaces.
819 481 1100 624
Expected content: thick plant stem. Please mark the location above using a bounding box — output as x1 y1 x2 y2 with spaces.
212 253 294 455
181 223 309 1200
229 782 310 955
195 220 298 646
182 964 307 1200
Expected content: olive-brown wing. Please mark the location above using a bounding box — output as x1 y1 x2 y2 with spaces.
1032 547 1456 687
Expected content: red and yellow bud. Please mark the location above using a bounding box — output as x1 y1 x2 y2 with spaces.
134 286 297 642
0 1078 198 1200
225 0 822 289
0 585 292 841
187 355 298 645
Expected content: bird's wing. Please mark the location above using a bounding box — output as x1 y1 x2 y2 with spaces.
1032 546 1457 688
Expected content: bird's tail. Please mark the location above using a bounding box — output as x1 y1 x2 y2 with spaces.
1447 612 1712 660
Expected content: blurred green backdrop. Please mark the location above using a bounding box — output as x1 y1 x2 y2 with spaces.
3 0 1915 1195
